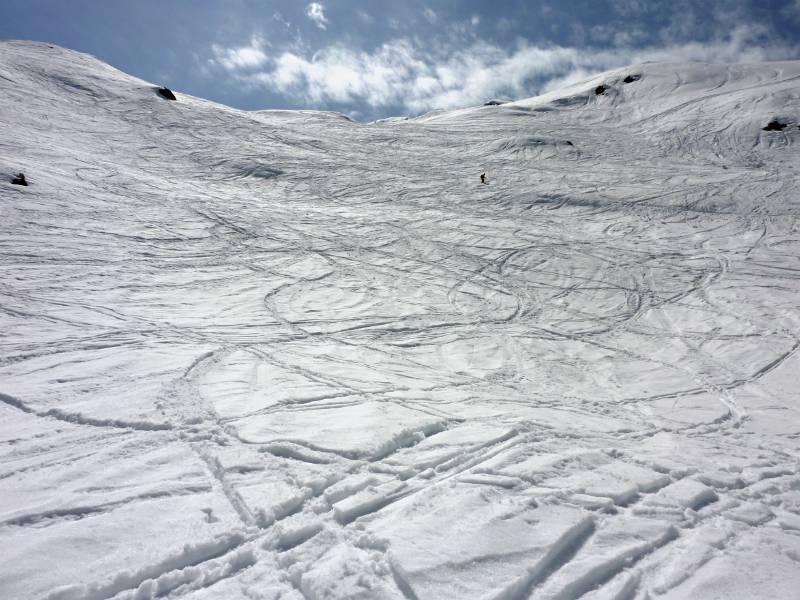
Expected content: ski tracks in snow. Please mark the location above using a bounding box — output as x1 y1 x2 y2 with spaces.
2 44 800 598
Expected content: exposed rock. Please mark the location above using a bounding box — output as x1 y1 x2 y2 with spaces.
595 85 607 95
11 172 27 186
565 141 574 146
623 74 641 84
484 100 505 106
762 120 787 131
157 87 177 101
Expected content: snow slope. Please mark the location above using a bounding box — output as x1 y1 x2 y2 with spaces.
2 40 800 599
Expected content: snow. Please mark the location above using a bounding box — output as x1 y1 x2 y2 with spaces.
2 40 800 598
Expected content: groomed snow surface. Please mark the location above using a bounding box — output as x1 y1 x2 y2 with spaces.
2 41 800 599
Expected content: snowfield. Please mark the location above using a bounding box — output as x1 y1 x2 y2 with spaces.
2 40 800 599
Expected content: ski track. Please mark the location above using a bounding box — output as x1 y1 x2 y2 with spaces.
2 43 800 599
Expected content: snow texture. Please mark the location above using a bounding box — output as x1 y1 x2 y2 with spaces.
2 40 800 599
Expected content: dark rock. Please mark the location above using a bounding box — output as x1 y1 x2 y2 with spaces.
157 87 177 101
11 173 27 186
565 141 574 146
484 100 504 106
623 74 641 84
762 120 787 131
595 85 606 95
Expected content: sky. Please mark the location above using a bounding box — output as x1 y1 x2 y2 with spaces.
2 0 800 121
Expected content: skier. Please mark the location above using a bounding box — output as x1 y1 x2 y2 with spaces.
480 172 486 184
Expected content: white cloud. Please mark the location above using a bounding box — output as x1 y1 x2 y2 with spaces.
212 26 799 116
423 8 438 24
541 68 597 93
471 15 481 27
231 40 582 113
306 3 328 30
211 35 268 71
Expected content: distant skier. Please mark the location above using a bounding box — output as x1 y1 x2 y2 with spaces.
480 172 486 184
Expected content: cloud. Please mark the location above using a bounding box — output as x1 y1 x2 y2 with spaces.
306 3 328 30
225 40 577 113
211 35 268 71
496 18 514 32
540 68 598 93
272 12 292 30
612 0 656 17
211 25 799 117
783 0 800 20
423 8 438 24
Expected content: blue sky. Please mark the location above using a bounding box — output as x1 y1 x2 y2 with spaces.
2 0 800 120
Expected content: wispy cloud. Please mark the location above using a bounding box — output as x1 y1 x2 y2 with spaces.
423 8 438 24
272 12 292 30
210 35 268 71
210 25 799 118
306 3 328 30
783 0 800 20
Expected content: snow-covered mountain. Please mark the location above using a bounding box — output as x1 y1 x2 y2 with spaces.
2 40 800 599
